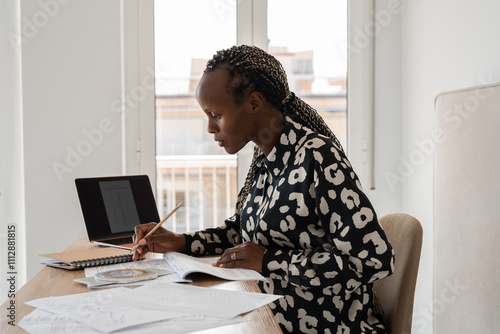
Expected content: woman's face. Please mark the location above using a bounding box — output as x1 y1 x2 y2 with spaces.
196 68 256 155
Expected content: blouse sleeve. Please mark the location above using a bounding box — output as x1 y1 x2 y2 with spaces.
261 144 395 293
183 214 242 256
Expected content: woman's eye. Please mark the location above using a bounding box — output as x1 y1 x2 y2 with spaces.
210 112 221 120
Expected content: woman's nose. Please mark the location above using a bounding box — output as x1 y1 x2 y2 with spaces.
207 119 218 134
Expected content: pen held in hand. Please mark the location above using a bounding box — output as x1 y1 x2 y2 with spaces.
130 202 183 253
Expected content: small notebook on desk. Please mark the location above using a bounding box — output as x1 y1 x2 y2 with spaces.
40 247 133 270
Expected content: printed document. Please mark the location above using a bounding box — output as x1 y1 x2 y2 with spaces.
25 288 183 333
19 309 242 334
111 282 282 319
162 251 267 282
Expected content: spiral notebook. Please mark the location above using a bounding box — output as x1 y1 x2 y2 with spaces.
40 247 133 270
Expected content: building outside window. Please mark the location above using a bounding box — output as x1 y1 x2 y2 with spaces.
154 0 347 232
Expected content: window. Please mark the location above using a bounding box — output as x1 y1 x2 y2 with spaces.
267 0 348 147
154 0 237 231
154 0 347 231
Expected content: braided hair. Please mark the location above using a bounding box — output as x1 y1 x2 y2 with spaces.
205 45 344 214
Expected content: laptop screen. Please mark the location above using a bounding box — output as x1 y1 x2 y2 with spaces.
75 175 160 242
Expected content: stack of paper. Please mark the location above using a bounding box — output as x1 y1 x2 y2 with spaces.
19 283 282 333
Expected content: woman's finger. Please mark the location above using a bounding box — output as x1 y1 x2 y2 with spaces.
214 250 240 266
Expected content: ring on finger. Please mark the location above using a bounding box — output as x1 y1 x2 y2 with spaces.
231 252 237 261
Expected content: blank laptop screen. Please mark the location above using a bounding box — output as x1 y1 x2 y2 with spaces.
99 180 141 234
75 175 160 241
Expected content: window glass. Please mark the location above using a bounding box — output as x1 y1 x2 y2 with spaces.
154 0 348 232
154 0 237 231
268 0 347 147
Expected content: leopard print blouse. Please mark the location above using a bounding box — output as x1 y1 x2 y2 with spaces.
184 115 395 333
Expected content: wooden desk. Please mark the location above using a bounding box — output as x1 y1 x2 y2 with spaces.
0 238 282 333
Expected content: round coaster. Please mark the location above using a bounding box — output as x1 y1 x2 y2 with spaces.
94 268 158 283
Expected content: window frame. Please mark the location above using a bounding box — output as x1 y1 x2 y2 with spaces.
130 0 375 198
347 0 377 200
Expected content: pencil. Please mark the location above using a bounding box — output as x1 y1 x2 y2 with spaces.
130 202 183 253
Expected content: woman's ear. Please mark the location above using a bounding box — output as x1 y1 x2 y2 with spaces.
248 91 264 113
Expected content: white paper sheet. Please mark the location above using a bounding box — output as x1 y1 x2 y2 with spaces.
19 309 96 334
19 309 243 334
111 282 282 319
25 288 184 333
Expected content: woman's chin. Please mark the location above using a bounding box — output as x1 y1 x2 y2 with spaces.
223 147 237 155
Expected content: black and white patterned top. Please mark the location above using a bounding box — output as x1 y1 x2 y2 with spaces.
184 115 395 333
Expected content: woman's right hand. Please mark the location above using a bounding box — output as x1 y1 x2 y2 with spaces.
132 223 186 261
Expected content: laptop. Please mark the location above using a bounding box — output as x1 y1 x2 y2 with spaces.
75 175 160 249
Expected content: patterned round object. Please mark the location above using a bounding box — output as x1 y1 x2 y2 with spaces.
94 269 158 283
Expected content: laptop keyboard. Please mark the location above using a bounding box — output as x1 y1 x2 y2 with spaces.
106 236 133 245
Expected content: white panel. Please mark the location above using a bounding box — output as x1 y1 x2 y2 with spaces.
236 0 267 190
252 0 268 50
135 0 156 186
346 0 375 195
434 82 500 333
236 0 252 45
122 0 156 182
370 0 402 215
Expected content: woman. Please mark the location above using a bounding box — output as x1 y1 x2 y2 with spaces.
133 45 394 333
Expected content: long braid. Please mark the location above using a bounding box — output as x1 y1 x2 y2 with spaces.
205 45 344 215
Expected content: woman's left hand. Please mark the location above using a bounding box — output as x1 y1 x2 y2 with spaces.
213 241 267 273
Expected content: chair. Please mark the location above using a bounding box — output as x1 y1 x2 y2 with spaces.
373 213 423 334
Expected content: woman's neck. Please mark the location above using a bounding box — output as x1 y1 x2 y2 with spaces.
253 109 284 156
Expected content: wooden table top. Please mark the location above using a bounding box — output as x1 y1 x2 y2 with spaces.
0 238 282 334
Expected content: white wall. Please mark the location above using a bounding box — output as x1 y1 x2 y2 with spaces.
1 0 154 297
20 0 125 280
396 1 500 333
0 0 26 301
